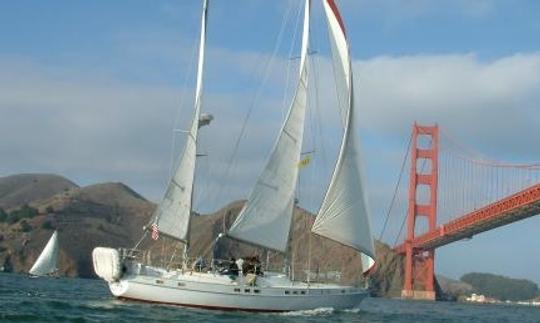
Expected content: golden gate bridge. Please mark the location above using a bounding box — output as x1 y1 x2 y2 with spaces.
379 123 540 300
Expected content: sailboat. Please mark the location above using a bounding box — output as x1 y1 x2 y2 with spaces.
29 230 59 277
92 0 375 312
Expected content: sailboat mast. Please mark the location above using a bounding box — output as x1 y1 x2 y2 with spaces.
148 0 209 253
183 0 209 265
285 0 311 280
226 0 311 255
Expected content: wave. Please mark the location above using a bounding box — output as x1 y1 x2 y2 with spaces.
280 307 335 316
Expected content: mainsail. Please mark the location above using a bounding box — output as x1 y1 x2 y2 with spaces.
29 230 59 276
227 0 311 253
311 0 375 271
151 0 208 243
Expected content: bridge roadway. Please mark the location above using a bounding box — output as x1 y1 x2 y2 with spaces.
395 183 540 253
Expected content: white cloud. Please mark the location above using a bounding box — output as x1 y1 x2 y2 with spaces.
1 50 540 215
354 53 540 158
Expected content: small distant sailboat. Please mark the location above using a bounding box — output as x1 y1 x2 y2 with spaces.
29 230 59 277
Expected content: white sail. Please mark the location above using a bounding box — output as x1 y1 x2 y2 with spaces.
29 230 59 276
151 0 208 243
227 0 311 253
311 0 375 271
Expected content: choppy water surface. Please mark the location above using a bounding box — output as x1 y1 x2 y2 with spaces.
1 273 538 322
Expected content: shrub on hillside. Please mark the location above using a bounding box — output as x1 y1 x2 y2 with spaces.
19 220 32 232
0 208 7 222
41 221 55 230
7 205 38 224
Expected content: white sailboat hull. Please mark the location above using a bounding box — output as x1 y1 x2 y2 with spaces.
108 272 367 312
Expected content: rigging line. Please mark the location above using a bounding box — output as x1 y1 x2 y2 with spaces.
304 56 318 213
132 231 148 250
441 128 540 169
168 30 201 181
280 0 304 122
214 0 296 207
166 241 182 269
393 138 431 247
378 132 413 241
310 31 329 180
193 136 211 210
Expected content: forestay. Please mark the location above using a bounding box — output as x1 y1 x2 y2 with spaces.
151 0 208 243
29 230 59 276
311 0 375 272
227 0 311 253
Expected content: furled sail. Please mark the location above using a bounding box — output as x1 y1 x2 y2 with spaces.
29 230 59 276
311 0 375 272
151 0 208 243
227 0 311 253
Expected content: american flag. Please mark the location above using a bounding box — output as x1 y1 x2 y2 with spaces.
151 223 159 240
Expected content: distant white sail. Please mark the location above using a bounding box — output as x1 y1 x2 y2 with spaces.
311 0 375 271
151 0 208 243
29 230 59 276
227 0 311 253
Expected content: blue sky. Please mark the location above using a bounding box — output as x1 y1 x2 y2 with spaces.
1 0 540 285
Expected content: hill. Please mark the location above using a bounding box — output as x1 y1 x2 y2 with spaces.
0 172 465 299
0 174 392 286
437 276 474 300
0 174 77 211
461 272 539 301
0 180 153 277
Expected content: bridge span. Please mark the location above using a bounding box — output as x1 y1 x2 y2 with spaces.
381 123 540 300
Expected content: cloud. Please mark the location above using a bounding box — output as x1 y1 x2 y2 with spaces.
354 53 540 158
1 50 540 216
0 54 288 208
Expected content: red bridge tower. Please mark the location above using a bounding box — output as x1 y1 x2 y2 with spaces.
402 123 439 300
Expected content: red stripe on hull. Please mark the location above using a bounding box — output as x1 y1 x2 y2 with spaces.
117 296 287 313
326 0 347 37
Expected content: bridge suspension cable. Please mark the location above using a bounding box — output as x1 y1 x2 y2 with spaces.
380 125 540 248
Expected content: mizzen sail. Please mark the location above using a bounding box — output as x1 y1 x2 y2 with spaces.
151 0 208 243
227 0 311 253
311 0 375 272
29 230 59 276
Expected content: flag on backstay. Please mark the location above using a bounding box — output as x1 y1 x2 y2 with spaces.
151 223 159 240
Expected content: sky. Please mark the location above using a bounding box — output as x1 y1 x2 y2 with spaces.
1 0 540 285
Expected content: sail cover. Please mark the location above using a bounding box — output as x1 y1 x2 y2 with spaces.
29 230 59 276
311 0 375 271
151 0 208 243
227 0 311 253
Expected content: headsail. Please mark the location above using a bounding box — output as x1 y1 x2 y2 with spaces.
29 230 59 276
311 0 375 272
227 0 311 253
151 0 208 243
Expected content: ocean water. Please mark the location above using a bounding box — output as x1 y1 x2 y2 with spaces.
0 273 538 323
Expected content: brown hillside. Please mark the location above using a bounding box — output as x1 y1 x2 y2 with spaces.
0 175 463 298
0 173 77 211
0 182 153 277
